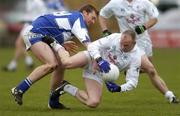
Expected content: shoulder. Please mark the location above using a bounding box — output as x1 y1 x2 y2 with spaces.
109 33 121 38
105 33 121 41
130 45 144 63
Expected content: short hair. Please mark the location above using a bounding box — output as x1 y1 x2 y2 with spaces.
79 4 99 15
122 30 136 41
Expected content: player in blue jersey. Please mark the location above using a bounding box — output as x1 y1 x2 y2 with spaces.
11 4 98 109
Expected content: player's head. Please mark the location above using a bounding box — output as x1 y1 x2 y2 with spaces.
120 30 136 52
79 4 99 26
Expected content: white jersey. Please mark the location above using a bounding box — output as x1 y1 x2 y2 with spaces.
87 33 145 92
99 0 159 39
21 0 47 22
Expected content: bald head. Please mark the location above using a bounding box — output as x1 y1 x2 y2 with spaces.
120 30 136 52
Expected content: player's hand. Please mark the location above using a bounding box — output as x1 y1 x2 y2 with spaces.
105 81 121 92
135 25 146 34
102 30 112 37
96 57 110 73
63 41 78 55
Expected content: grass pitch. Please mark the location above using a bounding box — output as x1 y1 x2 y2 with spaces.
0 48 180 116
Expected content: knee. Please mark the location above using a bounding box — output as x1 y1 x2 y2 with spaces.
61 59 73 69
45 62 58 73
86 99 100 108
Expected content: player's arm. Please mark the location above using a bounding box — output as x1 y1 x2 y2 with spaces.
71 16 91 47
99 1 114 36
144 18 158 29
106 55 141 92
87 34 117 73
135 0 159 34
99 16 111 36
144 0 159 29
106 66 140 92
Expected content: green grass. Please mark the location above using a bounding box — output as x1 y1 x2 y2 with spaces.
0 48 180 116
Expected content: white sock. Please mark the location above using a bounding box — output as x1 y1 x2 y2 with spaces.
7 60 17 70
165 91 175 102
64 84 78 96
51 43 64 52
25 56 33 66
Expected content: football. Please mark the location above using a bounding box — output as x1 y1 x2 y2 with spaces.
101 63 119 81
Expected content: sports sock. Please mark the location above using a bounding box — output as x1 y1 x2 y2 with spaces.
165 91 175 102
25 56 33 66
7 60 17 70
64 84 78 96
17 78 32 93
51 43 64 52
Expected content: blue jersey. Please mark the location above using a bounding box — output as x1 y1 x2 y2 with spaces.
31 11 91 44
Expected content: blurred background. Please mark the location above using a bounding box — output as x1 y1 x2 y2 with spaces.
0 0 180 47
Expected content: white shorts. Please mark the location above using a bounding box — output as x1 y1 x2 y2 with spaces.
82 51 104 85
22 25 44 50
136 37 152 57
20 23 30 36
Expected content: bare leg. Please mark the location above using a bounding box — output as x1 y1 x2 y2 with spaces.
4 34 25 71
61 78 103 108
28 42 58 82
11 42 59 105
141 55 178 103
4 34 33 71
75 78 103 108
50 54 65 91
56 49 88 69
141 55 168 94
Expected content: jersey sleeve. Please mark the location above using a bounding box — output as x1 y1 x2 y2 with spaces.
71 14 91 46
120 53 141 92
144 0 159 18
99 1 114 18
88 33 120 59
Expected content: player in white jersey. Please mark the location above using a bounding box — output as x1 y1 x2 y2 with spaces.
45 30 143 108
99 0 159 59
11 4 99 109
99 0 179 104
44 30 178 108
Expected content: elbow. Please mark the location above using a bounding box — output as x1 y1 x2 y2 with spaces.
151 18 158 25
154 18 158 24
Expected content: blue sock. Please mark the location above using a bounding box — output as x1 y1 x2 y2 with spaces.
17 78 32 93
